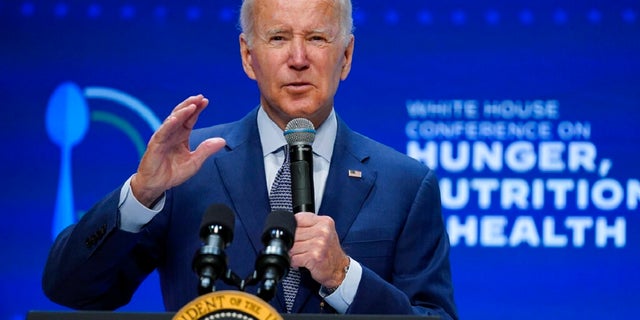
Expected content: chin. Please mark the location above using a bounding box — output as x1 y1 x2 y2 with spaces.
282 102 322 117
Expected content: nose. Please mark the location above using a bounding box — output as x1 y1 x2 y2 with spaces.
288 37 309 71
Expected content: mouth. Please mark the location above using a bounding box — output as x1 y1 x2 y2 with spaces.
286 82 312 87
284 82 313 93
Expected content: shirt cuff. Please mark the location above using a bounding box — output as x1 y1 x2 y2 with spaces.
319 258 363 314
118 175 165 232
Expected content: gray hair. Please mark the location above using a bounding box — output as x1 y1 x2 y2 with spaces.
239 0 353 47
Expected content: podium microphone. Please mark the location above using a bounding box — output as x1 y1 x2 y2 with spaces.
192 203 235 295
284 118 316 213
255 210 297 302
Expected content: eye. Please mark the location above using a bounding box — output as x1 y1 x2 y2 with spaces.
309 35 328 43
266 34 289 45
308 35 332 46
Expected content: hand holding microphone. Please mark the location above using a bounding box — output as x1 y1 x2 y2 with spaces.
289 212 350 290
284 118 350 291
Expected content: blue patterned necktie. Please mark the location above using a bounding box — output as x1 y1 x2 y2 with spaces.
269 145 300 313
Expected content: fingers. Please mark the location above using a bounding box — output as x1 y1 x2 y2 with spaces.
156 105 195 142
289 214 348 287
289 213 341 264
162 94 206 126
155 95 209 144
183 97 209 130
172 94 208 115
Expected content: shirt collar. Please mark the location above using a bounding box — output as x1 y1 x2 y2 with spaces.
257 106 336 163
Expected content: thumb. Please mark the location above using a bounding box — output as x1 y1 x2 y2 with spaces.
294 212 318 227
192 137 226 165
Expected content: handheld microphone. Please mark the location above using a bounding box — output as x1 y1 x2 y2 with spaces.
255 210 297 302
192 203 235 295
284 118 316 213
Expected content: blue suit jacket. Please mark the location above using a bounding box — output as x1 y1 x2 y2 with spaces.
43 108 457 319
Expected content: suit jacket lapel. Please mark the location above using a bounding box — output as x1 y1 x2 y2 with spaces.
215 109 270 254
321 116 376 242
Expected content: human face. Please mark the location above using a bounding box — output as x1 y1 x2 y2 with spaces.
240 0 354 130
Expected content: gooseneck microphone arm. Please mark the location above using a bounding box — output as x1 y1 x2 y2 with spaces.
194 232 226 294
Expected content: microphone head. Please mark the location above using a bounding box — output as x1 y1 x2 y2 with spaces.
284 118 315 146
262 210 297 246
199 203 235 243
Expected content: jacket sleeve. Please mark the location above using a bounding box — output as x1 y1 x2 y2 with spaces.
42 187 164 310
346 170 458 320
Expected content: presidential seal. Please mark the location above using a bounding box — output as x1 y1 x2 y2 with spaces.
173 291 283 320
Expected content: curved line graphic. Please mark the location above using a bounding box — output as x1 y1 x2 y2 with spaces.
91 110 147 159
84 86 161 131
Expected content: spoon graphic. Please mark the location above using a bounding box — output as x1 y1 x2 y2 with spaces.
45 82 89 240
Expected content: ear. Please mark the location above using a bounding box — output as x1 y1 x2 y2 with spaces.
340 35 355 80
239 33 257 80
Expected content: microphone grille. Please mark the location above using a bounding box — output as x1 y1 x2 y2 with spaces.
200 203 235 240
284 118 315 146
263 210 297 237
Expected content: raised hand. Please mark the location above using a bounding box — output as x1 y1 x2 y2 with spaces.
131 95 226 207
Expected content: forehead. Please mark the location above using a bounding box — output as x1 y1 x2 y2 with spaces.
253 0 341 32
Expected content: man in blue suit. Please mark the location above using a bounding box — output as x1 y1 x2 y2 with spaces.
43 0 457 319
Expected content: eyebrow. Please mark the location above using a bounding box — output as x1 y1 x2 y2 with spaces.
308 28 332 35
266 28 289 35
265 26 334 36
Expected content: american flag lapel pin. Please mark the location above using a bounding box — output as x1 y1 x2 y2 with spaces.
348 169 362 178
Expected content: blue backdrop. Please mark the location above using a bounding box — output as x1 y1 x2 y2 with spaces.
2 1 639 319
